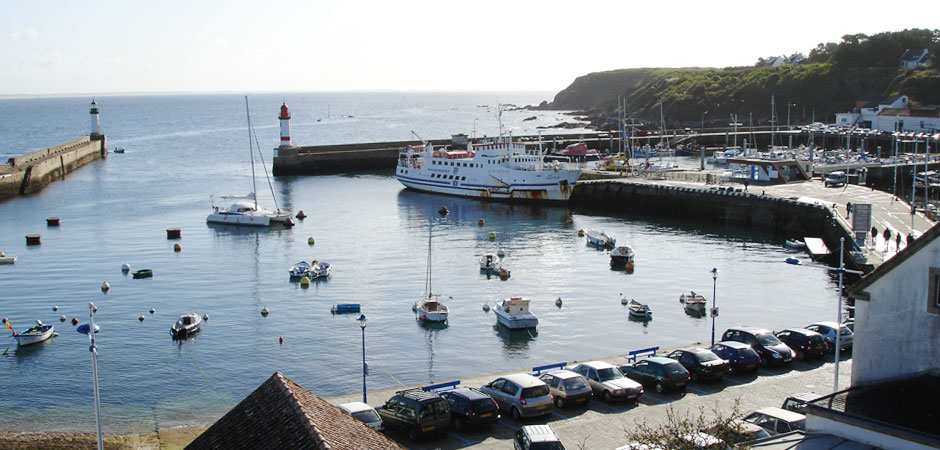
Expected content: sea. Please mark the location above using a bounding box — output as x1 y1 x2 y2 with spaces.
0 92 838 433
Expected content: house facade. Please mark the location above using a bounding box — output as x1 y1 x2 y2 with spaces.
835 95 940 133
900 48 930 68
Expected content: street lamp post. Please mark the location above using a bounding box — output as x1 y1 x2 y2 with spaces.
700 110 708 170
357 314 368 403
77 302 102 450
710 268 718 346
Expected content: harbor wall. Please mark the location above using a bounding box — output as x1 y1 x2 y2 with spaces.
0 135 106 201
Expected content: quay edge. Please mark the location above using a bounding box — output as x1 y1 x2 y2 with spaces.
0 135 107 202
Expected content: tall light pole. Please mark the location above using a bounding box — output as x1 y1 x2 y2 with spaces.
710 268 718 346
701 110 708 170
77 302 102 450
357 314 368 403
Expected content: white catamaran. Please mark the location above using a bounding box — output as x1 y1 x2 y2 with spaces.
207 97 292 227
396 107 581 201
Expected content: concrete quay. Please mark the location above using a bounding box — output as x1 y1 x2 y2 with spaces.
571 172 936 272
0 135 107 201
327 347 852 450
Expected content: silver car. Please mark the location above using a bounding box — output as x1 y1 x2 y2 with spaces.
337 401 383 431
571 361 643 402
480 373 553 420
538 369 592 408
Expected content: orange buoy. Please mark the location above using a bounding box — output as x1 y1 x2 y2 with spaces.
477 219 484 226
296 210 307 220
279 336 284 344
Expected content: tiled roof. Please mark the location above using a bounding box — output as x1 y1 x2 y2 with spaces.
185 372 403 450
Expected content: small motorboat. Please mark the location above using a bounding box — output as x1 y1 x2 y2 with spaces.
585 229 616 248
480 253 501 272
170 313 202 339
785 239 807 249
132 269 153 279
493 297 538 329
0 255 16 264
610 245 635 264
627 299 652 320
310 260 331 279
289 261 312 279
8 320 55 346
113 147 126 154
679 291 707 312
290 261 331 279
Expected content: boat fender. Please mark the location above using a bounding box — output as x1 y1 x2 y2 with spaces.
53 305 58 311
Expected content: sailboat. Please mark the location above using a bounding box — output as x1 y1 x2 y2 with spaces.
207 97 293 227
413 221 449 322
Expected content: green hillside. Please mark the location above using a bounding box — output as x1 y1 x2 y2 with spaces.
546 29 940 129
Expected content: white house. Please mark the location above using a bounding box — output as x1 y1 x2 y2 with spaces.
835 95 940 133
900 48 930 68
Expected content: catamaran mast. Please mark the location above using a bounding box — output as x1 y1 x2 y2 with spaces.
245 96 259 211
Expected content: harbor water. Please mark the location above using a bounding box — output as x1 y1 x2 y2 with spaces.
0 93 838 433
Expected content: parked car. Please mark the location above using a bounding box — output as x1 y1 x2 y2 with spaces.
514 424 566 450
743 407 806 436
702 419 772 445
781 392 820 413
570 361 644 402
538 369 592 408
438 387 500 431
805 321 854 353
337 401 383 431
376 389 450 441
618 356 690 393
774 328 827 360
824 171 847 187
665 348 731 382
480 373 553 420
721 327 794 366
709 341 761 373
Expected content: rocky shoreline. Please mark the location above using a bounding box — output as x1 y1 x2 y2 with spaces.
0 426 204 450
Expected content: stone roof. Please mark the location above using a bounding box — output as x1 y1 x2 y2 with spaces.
900 48 928 62
185 372 403 450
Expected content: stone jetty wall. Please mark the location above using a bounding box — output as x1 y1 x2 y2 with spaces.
0 135 106 201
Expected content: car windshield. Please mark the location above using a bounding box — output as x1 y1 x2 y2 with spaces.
419 400 449 418
597 367 623 381
351 409 380 423
757 333 782 346
696 352 720 362
839 327 853 336
522 385 550 398
563 377 587 390
664 364 688 376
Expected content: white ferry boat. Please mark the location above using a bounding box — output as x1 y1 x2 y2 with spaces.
396 135 581 202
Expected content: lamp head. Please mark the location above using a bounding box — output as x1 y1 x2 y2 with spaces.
711 267 718 279
358 314 367 329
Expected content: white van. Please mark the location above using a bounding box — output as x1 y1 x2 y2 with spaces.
824 171 847 187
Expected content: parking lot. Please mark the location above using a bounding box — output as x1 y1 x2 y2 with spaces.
328 348 852 449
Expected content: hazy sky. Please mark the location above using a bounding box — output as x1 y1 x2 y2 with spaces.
2 0 937 96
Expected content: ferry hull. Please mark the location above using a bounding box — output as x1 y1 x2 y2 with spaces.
396 175 577 202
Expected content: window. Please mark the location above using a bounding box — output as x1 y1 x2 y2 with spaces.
928 267 940 314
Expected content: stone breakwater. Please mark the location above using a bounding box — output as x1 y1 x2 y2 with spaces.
0 135 106 201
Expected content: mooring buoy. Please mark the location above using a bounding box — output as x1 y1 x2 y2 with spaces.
52 305 58 311
121 262 131 272
300 276 310 287
296 210 307 220
307 237 315 246
556 297 563 307
60 315 67 322
482 303 490 312
139 315 145 321
173 243 181 252
477 218 484 226
101 281 110 293
261 307 269 317
203 314 209 320
150 307 156 314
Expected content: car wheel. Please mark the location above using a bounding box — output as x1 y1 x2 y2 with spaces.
655 382 665 393
453 417 463 432
603 390 613 402
555 397 564 408
511 406 522 421
691 372 699 382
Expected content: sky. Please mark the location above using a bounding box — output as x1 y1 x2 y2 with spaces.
1 0 938 96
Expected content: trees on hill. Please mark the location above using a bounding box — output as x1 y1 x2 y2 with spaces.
808 29 939 67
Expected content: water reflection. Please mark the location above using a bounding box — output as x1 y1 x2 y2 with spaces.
418 320 448 383
492 324 537 356
12 337 56 360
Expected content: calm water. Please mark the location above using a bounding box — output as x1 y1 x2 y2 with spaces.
0 93 838 432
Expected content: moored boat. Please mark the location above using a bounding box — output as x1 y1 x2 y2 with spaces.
627 299 652 320
480 253 501 272
679 291 707 312
585 229 616 248
6 320 55 346
493 297 538 329
289 261 312 279
132 269 153 279
414 221 448 323
170 313 202 339
610 245 635 264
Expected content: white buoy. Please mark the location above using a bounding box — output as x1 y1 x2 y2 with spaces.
203 313 209 320
139 315 145 321
121 262 131 272
101 281 110 293
52 305 58 311
556 297 563 307
60 315 66 322
149 307 156 314
497 249 506 258
620 294 628 305
482 303 490 312
261 307 269 317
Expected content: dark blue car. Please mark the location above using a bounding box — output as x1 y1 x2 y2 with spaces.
439 388 500 431
710 341 761 373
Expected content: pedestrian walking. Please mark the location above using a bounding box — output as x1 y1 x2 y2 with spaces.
908 233 915 245
896 233 902 251
846 202 853 218
871 226 878 249
883 229 891 250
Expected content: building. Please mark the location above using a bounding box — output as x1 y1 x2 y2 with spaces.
185 372 403 450
899 48 930 68
835 95 940 133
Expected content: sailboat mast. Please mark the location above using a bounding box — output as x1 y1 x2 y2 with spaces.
245 96 259 211
426 221 433 296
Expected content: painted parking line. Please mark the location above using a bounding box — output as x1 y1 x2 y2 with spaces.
447 432 480 446
552 411 571 420
685 385 711 395
641 393 667 405
592 401 631 412
497 421 521 432
758 369 778 376
723 376 748 385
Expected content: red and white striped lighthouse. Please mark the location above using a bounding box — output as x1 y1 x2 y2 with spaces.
90 99 100 136
278 103 292 148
